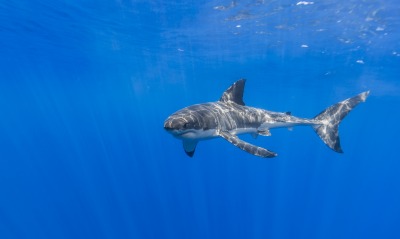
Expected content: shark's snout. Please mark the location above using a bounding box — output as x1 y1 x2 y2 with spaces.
163 116 185 132
163 120 173 131
164 125 175 133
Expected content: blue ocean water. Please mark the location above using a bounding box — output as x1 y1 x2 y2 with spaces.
0 0 399 238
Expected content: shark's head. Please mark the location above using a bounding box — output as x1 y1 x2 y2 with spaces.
163 109 203 139
164 79 246 141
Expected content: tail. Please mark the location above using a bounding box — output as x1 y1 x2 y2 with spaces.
313 91 370 153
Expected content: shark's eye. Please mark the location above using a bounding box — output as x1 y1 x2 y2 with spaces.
183 123 188 129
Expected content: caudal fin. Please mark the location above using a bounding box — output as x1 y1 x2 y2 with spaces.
313 91 370 153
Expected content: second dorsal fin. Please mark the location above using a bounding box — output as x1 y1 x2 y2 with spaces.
219 79 246 106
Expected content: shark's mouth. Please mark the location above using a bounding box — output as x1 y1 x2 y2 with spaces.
176 129 197 136
164 127 191 136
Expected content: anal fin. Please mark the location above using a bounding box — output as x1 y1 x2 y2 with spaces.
218 131 277 158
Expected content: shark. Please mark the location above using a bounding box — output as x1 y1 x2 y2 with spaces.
164 79 369 158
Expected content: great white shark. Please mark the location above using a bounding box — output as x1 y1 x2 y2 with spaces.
164 79 369 158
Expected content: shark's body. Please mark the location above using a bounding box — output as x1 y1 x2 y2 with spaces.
164 79 369 158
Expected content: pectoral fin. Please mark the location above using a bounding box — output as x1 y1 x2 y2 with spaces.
218 131 277 158
183 140 197 157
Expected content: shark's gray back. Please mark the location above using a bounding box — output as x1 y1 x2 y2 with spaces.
174 102 271 132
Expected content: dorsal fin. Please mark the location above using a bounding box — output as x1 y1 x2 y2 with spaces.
219 79 246 106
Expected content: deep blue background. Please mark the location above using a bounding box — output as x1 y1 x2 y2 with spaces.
1 1 399 238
